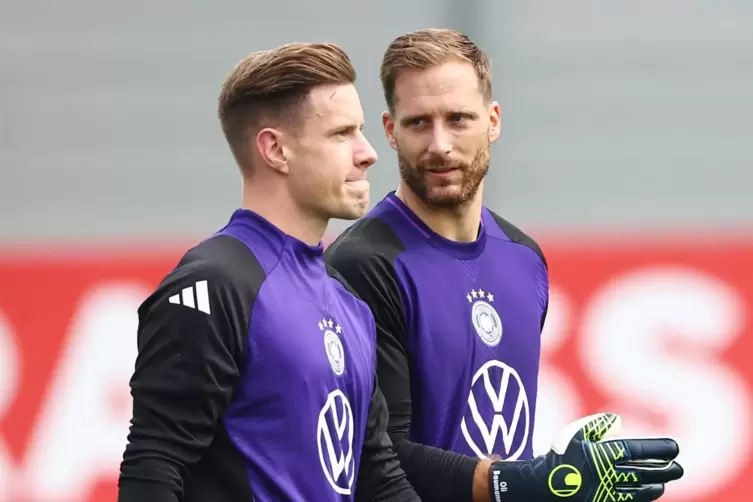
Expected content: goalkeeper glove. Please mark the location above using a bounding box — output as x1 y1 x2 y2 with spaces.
488 412 684 502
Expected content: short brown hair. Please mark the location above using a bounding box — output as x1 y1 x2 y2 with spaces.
218 42 356 172
380 28 492 112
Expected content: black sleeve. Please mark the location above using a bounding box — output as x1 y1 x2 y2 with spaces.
355 380 422 501
118 258 250 502
326 236 480 502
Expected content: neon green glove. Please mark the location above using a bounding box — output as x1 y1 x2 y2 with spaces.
488 413 684 501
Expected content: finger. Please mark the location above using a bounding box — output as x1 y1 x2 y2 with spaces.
614 461 685 486
616 484 665 502
576 413 621 443
603 437 680 462
555 413 621 455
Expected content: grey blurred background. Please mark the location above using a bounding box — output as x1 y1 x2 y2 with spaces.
2 0 751 244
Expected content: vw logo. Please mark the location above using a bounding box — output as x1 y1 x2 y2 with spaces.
461 360 530 460
316 389 355 494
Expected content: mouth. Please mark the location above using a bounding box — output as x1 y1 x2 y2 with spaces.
345 170 368 182
345 178 369 190
425 167 460 177
424 164 461 173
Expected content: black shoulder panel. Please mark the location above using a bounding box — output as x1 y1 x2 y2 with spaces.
488 211 547 269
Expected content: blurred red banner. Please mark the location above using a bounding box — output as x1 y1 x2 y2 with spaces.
0 239 751 501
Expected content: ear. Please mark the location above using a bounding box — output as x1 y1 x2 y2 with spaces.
255 127 289 175
382 111 398 151
488 101 501 144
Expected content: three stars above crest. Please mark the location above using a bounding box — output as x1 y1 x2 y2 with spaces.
466 289 494 303
319 318 342 334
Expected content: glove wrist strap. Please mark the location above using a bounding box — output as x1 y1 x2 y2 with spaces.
488 458 549 502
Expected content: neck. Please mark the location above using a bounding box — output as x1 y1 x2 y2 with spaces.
241 177 326 246
396 181 484 243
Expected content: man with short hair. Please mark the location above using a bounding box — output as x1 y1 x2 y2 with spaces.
118 42 420 502
326 28 684 502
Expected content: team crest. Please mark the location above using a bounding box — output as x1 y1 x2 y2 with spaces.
319 317 345 376
466 289 503 346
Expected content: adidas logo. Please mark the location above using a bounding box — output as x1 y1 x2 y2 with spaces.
168 280 211 314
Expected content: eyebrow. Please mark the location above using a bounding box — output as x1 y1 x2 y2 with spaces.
400 110 479 126
327 122 364 134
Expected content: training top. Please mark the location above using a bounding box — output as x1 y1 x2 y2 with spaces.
325 192 549 502
118 209 419 502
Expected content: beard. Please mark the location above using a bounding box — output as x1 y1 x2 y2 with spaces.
397 141 490 209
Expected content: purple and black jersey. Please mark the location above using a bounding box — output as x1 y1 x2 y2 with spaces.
326 192 549 502
118 209 419 502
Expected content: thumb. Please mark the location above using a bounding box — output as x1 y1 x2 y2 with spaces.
552 413 622 455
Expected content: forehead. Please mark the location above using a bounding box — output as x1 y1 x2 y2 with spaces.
304 83 364 126
392 60 485 115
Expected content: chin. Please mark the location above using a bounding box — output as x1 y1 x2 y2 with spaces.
423 187 468 207
334 200 370 221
